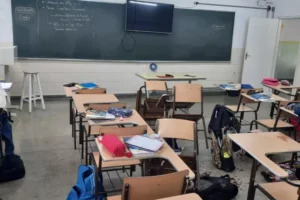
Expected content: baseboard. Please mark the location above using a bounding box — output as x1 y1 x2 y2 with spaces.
10 87 225 100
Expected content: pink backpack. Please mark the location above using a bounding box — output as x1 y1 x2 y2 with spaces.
262 78 278 86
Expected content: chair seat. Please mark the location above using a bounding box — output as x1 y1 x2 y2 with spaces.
256 119 294 129
257 182 298 200
93 152 140 168
225 105 255 112
107 195 121 200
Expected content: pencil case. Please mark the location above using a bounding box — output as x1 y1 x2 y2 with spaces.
101 135 132 157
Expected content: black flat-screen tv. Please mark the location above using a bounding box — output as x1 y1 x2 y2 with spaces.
125 0 174 34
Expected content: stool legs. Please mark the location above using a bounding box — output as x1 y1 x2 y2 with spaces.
36 74 45 110
31 74 37 108
28 74 32 113
20 72 46 112
20 73 27 110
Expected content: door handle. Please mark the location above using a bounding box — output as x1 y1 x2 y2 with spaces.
245 52 251 60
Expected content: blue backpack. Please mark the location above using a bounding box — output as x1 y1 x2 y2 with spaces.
67 165 105 200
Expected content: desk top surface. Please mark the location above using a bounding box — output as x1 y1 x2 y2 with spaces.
241 93 288 102
262 83 300 94
92 110 195 180
72 93 119 113
229 132 300 177
136 73 206 81
156 194 202 200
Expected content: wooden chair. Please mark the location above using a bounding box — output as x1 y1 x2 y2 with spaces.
250 101 297 140
225 88 263 129
170 84 209 149
136 81 170 122
255 181 300 200
153 119 199 187
72 87 107 149
104 170 189 200
88 125 147 175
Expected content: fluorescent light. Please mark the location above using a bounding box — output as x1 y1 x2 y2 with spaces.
129 1 157 6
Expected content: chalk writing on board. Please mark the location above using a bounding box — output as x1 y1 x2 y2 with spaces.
15 6 35 21
39 0 92 32
212 24 226 31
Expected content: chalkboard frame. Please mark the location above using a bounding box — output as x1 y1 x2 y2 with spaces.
11 1 235 62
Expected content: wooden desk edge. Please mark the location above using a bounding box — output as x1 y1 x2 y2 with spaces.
228 134 292 178
95 138 196 180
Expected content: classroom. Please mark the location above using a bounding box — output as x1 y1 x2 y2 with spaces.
0 0 300 199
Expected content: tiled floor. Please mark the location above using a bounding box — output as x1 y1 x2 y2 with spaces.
0 95 293 199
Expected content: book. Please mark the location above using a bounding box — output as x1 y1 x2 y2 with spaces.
76 82 98 89
219 84 239 91
125 135 164 152
86 110 115 120
123 137 155 157
251 93 274 102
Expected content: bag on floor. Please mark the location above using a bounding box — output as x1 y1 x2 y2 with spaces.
67 165 106 200
209 105 237 172
211 128 235 172
0 154 25 183
197 174 238 200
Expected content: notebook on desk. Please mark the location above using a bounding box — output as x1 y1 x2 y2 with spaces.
86 110 115 120
125 135 164 152
76 82 98 89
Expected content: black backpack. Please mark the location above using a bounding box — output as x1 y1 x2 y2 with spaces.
197 174 238 200
0 154 25 183
208 105 241 172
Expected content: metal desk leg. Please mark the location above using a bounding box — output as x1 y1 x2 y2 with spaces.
270 102 275 119
69 98 73 125
247 159 258 200
79 116 84 159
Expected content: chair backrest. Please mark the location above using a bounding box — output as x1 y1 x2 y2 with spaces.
98 125 147 136
173 84 202 103
155 119 196 141
145 81 168 92
76 88 106 94
88 103 126 111
121 170 189 200
240 88 264 104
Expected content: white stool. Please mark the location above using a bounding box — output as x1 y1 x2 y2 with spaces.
20 72 45 113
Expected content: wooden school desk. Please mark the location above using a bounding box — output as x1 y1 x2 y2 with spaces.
262 83 300 96
72 93 119 158
241 92 287 102
228 132 300 200
156 193 202 200
72 93 119 113
89 110 195 181
136 73 206 83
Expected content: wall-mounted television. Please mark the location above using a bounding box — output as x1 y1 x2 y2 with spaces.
125 0 174 34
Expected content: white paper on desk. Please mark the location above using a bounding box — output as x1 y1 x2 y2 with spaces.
125 135 164 152
0 83 12 90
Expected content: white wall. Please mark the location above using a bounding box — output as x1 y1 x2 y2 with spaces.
274 0 300 18
280 19 300 41
0 0 267 95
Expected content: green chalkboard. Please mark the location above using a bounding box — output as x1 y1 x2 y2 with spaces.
12 0 235 61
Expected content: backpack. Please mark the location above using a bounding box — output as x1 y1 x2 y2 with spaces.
209 105 237 172
197 174 238 200
67 165 106 200
0 154 25 183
